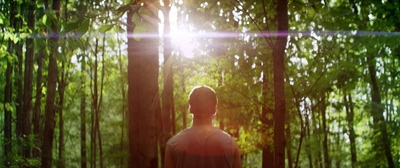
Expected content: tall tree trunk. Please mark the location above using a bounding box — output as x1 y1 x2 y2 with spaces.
286 113 293 168
33 38 44 160
305 120 313 168
3 1 15 165
96 36 107 168
180 61 187 129
261 71 274 168
23 0 36 160
91 38 99 168
334 133 341 168
161 0 174 166
78 3 89 168
344 93 357 167
57 1 69 166
367 55 394 168
80 54 87 168
15 0 24 143
57 62 67 168
273 0 288 167
313 106 322 168
4 50 13 168
316 111 323 168
321 94 330 168
287 73 305 168
117 37 127 167
33 2 47 158
127 4 159 167
41 0 60 167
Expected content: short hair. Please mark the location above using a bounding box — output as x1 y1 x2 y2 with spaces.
189 86 217 117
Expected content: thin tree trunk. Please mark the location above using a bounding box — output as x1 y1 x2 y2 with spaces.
306 121 313 168
180 62 187 129
316 112 323 168
335 133 341 168
57 1 69 166
57 62 67 168
260 4 275 161
261 71 274 168
41 0 60 167
367 55 394 168
4 53 13 168
286 114 293 168
80 53 87 168
117 36 126 167
33 35 44 161
96 36 107 168
33 2 46 159
78 3 88 168
127 5 159 167
344 93 357 167
161 0 174 165
273 0 288 167
287 73 305 168
91 38 99 168
15 1 24 142
23 0 36 160
321 94 330 168
4 1 15 164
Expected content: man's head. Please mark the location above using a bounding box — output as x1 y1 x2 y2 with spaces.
189 86 217 117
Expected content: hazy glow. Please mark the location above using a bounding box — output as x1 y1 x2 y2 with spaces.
171 30 195 58
169 5 195 58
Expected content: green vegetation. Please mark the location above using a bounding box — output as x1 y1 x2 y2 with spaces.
0 0 399 167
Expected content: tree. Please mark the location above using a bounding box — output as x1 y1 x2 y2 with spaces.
272 0 288 167
367 54 394 168
3 1 16 166
57 61 67 168
1 0 400 167
23 0 35 161
160 0 175 166
127 1 159 167
344 93 357 167
33 4 47 161
80 53 87 168
41 0 61 167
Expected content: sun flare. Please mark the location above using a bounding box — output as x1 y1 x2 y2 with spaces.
171 30 195 58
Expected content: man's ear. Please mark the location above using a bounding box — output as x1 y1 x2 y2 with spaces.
212 106 217 115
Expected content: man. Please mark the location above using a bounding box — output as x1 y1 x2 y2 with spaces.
164 86 242 168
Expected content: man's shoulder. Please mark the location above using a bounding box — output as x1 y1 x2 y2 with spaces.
167 127 233 145
212 128 232 137
209 128 234 141
167 128 191 145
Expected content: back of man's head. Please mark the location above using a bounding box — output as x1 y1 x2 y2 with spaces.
189 86 217 117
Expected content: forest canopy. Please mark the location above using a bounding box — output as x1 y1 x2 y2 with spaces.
0 0 399 167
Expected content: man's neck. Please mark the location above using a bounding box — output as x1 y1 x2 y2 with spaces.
191 116 214 128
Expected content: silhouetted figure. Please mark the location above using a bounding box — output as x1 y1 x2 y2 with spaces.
164 86 241 168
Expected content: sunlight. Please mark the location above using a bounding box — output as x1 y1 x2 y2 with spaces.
167 5 196 58
170 30 195 58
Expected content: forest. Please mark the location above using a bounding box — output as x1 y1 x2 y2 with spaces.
0 0 399 167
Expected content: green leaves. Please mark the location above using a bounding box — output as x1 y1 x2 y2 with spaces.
63 20 78 33
98 24 125 33
0 12 5 25
98 24 114 33
64 18 91 37
4 103 13 112
42 13 48 26
42 12 58 29
77 19 90 35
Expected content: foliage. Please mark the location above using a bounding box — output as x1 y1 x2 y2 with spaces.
0 0 399 167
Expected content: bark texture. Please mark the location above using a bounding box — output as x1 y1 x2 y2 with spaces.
127 7 159 168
